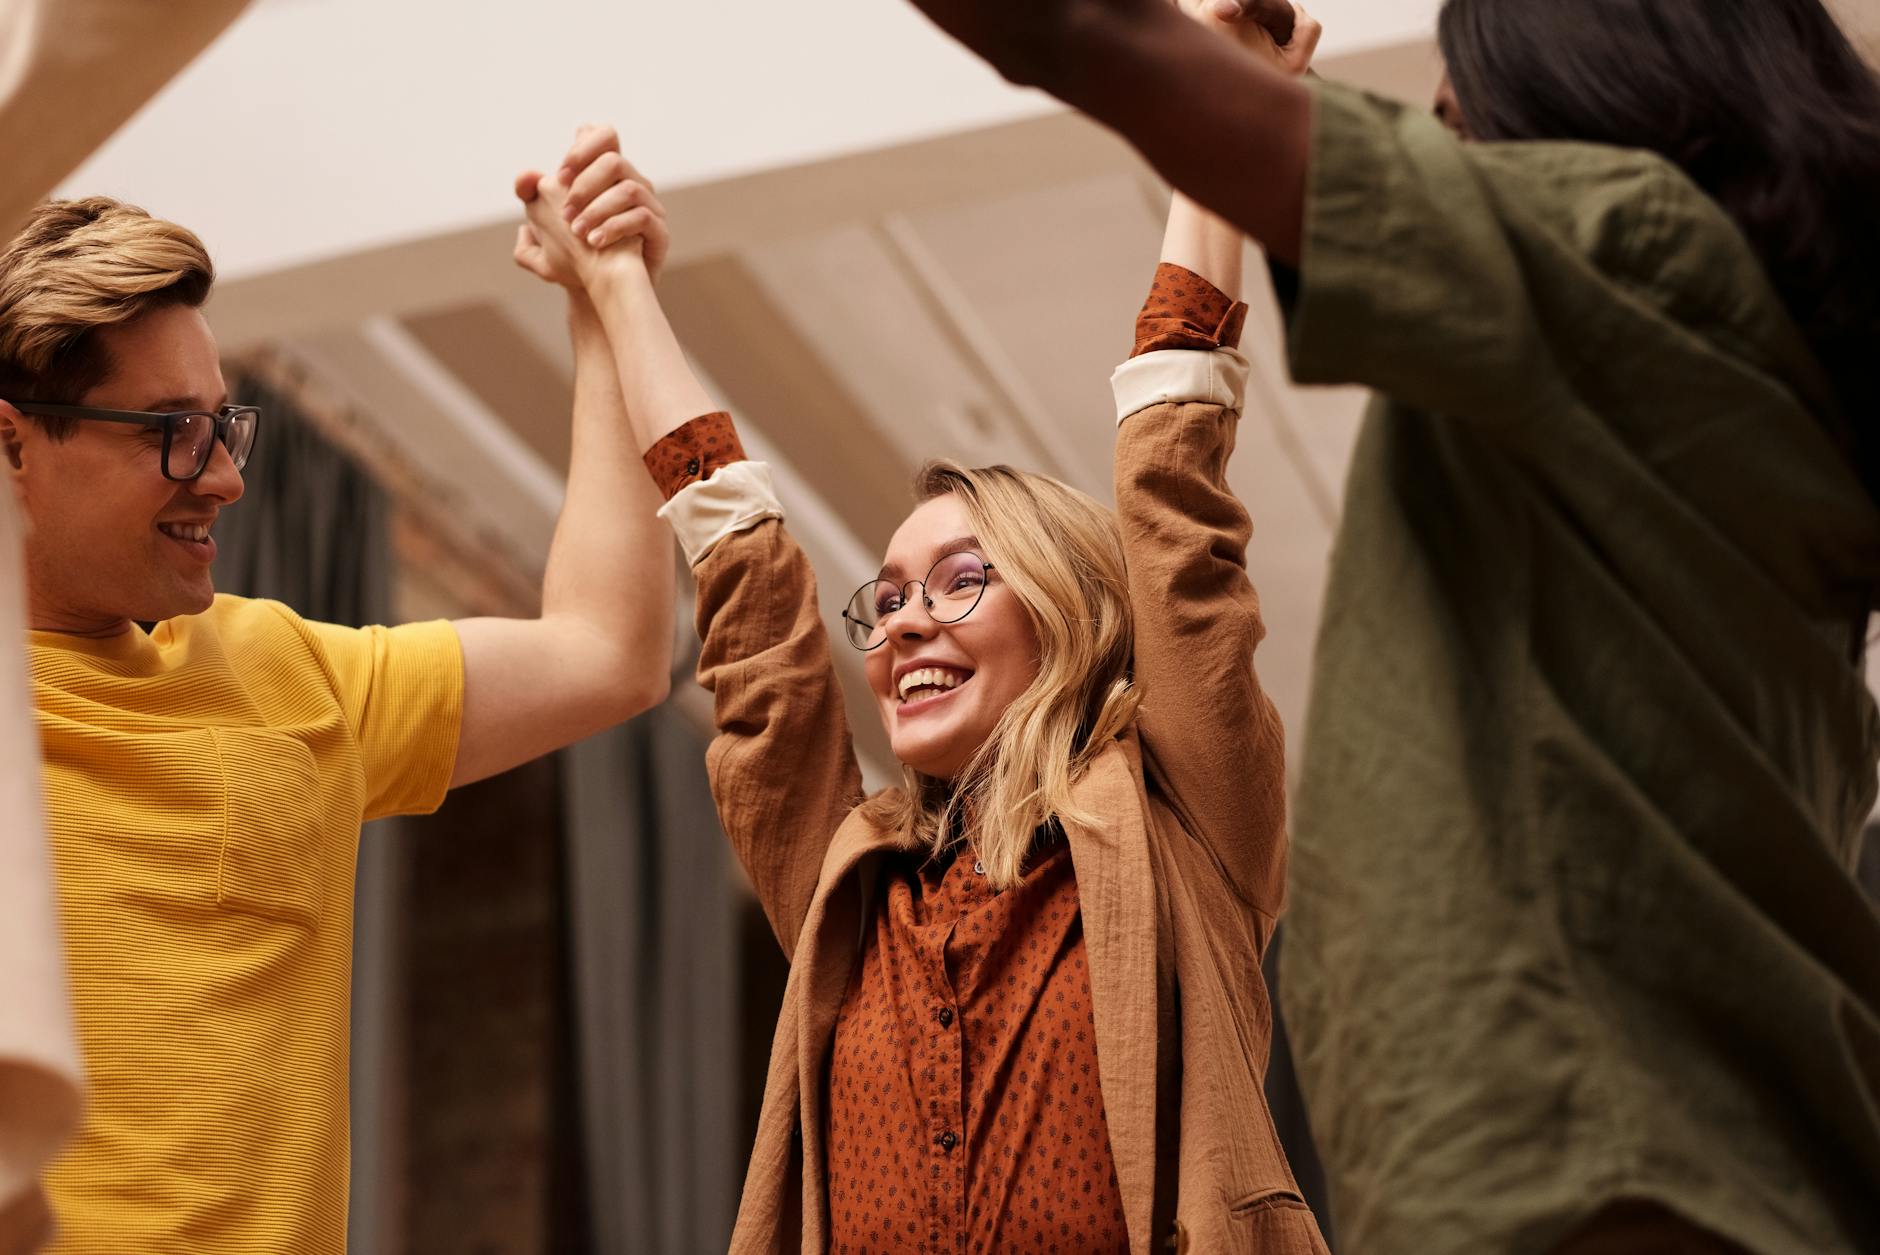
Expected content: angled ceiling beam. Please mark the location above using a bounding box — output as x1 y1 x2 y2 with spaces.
872 174 1166 499
207 109 1154 356
205 35 1443 357
280 321 562 584
658 255 916 547
872 214 1078 485
735 223 1067 485
401 304 577 476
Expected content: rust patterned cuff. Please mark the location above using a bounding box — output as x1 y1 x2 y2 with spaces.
643 411 747 502
1132 262 1249 357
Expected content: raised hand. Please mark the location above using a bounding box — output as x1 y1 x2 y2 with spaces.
555 125 670 279
1187 0 1321 75
1194 0 1294 47
901 0 1314 265
513 124 670 290
512 174 593 289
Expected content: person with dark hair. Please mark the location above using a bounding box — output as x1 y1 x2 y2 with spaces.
1433 0 1880 493
896 0 1880 1252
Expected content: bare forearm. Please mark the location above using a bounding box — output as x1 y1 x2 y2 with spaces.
582 259 718 454
1161 193 1245 298
539 295 674 680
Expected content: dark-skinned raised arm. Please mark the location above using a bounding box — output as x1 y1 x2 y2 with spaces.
904 0 1312 265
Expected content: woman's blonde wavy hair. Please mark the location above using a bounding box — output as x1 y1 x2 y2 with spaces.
867 460 1142 889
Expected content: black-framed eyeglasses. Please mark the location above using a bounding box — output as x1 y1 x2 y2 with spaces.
13 402 262 482
841 550 996 651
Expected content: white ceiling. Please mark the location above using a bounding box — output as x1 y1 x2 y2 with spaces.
58 0 1449 281
73 5 1875 784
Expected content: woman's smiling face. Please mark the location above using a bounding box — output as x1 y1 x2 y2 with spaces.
862 493 1041 780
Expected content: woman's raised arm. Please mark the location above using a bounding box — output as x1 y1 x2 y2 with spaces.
519 139 866 955
1109 6 1318 925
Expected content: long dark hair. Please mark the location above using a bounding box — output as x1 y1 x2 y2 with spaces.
1438 0 1880 494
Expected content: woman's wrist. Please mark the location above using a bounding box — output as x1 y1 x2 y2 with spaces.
577 242 653 304
1160 194 1243 299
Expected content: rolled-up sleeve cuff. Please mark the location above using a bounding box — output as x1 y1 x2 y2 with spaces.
1109 347 1250 425
1133 262 1248 355
657 460 786 566
643 411 747 501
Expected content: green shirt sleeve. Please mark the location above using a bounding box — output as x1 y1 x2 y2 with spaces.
1283 81 1878 609
1285 81 1802 435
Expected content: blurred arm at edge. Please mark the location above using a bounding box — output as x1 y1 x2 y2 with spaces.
0 2 254 1250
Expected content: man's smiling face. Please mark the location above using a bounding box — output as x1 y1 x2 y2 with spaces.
8 302 244 634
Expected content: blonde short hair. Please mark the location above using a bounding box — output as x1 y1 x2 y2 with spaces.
0 197 214 434
868 461 1142 889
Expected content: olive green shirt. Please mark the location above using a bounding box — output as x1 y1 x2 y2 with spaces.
1280 82 1880 1255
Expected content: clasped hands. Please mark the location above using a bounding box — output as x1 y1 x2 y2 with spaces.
512 124 667 293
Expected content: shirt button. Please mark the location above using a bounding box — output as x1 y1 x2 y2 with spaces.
685 457 701 476
937 1131 958 1151
937 1007 954 1028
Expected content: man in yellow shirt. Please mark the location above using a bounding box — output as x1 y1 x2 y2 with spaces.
0 132 674 1252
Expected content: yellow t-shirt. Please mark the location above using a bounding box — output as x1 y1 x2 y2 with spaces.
30 595 463 1253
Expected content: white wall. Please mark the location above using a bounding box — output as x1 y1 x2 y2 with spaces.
57 0 1444 280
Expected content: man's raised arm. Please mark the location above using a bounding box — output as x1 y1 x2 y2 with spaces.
446 131 678 788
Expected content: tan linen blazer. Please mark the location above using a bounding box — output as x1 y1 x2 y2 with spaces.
687 371 1331 1255
0 2 250 1250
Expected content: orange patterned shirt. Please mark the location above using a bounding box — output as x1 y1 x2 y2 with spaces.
825 836 1127 1254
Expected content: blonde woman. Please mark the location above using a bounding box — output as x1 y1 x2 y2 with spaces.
517 22 1325 1250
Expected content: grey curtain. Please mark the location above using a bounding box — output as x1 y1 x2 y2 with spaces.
213 373 391 626
212 372 403 1255
562 706 745 1254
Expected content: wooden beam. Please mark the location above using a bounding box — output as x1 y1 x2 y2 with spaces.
202 36 1440 355
206 109 1154 354
659 256 916 547
234 344 543 619
402 303 576 476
